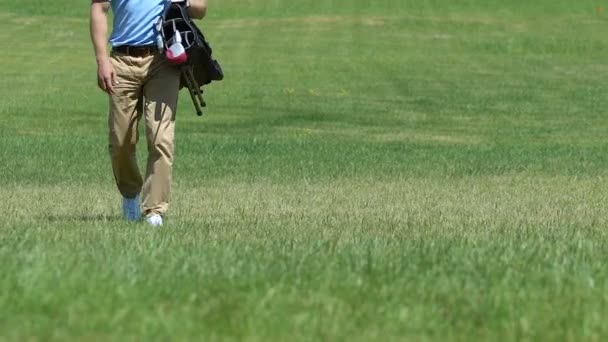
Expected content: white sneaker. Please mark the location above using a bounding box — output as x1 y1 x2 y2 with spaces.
146 214 163 227
122 195 141 222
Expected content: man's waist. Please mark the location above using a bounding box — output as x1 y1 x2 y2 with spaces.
112 45 159 57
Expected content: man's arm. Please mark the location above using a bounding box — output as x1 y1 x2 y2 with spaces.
90 0 116 94
188 0 207 19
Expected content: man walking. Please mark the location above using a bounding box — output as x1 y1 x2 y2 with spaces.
89 0 207 226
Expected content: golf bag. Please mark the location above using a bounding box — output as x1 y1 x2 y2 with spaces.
155 0 224 116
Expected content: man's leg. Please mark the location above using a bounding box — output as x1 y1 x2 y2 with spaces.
141 56 180 218
109 54 144 202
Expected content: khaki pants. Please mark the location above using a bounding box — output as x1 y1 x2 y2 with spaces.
108 52 180 217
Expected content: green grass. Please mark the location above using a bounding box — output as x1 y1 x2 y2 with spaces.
2 0 608 340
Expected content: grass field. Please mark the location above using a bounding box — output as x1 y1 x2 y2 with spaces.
2 0 608 340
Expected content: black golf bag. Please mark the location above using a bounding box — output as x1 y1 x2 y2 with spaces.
155 0 224 116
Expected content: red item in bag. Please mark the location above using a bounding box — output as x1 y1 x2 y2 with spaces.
166 29 188 64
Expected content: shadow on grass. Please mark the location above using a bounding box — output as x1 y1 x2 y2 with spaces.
43 214 122 223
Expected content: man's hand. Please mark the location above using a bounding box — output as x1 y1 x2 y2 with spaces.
188 0 207 19
96 57 117 94
90 0 115 93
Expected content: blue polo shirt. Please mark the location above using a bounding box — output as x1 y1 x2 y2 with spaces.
109 0 167 47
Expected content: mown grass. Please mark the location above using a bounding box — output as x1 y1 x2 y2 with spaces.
1 0 608 340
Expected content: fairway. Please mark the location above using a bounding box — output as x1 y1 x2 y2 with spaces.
1 0 608 340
